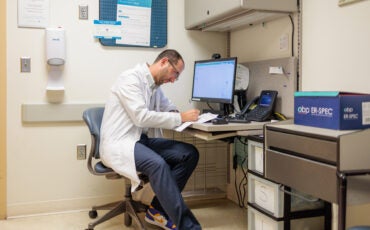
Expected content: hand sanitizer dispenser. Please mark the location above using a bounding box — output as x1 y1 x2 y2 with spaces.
46 28 65 66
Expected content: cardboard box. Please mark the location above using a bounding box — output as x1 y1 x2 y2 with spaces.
294 91 370 130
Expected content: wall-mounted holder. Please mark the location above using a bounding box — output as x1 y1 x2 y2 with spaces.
45 27 65 103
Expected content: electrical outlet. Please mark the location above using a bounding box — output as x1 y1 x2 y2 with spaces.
77 144 87 160
79 5 88 20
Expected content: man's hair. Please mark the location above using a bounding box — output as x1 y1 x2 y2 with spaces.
154 49 184 66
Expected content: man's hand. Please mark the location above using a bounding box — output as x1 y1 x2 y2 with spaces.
180 109 200 122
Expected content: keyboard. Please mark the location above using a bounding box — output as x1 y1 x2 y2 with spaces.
227 116 251 124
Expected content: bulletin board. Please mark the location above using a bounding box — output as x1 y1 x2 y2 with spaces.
99 0 167 48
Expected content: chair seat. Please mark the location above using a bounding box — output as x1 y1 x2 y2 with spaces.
94 161 114 174
94 162 149 185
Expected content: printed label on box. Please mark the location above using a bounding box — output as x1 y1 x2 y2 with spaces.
362 102 370 125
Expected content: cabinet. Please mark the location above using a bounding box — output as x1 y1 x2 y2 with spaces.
247 135 331 230
265 121 370 230
185 0 298 31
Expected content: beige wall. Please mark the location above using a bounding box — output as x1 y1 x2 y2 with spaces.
0 0 6 219
6 0 226 216
301 0 370 92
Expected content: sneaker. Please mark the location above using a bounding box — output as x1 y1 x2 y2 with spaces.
144 205 177 230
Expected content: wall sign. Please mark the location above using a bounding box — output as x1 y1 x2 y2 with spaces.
99 0 167 48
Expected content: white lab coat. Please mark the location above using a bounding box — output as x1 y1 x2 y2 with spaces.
100 63 182 192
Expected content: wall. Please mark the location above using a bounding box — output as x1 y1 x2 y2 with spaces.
6 0 227 216
301 0 370 93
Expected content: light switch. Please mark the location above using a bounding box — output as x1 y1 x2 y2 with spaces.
20 57 31 73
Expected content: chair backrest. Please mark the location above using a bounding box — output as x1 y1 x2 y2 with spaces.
82 107 104 159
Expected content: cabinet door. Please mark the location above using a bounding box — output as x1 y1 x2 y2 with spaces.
185 0 242 29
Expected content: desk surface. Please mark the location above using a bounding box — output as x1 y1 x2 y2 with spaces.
190 121 267 132
185 121 267 141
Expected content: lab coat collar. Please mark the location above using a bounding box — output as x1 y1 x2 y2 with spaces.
144 63 159 91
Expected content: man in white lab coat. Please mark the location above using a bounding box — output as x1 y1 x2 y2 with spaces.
100 49 202 230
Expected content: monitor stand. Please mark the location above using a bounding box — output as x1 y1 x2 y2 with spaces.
203 103 231 117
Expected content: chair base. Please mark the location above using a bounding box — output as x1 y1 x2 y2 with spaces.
86 181 149 230
86 199 148 230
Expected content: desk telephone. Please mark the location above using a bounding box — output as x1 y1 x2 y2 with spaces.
231 90 278 122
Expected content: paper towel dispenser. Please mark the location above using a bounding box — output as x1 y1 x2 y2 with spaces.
185 0 298 32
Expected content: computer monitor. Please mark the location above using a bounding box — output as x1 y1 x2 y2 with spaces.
191 57 237 112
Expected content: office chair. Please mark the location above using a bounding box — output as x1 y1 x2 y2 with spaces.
82 107 149 230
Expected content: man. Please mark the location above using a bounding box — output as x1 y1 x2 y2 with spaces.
100 49 202 230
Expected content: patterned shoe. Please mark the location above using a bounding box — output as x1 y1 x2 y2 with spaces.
144 205 177 230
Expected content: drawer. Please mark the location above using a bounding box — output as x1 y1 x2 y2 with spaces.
248 173 324 218
248 173 284 217
265 129 337 164
248 206 325 230
248 140 264 175
265 149 338 203
248 206 283 230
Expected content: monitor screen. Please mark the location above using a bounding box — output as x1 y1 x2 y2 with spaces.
191 57 237 104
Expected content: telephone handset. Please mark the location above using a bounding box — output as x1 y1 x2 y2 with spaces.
238 90 278 122
239 96 259 115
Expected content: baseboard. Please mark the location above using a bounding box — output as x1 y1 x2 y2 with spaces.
7 195 121 218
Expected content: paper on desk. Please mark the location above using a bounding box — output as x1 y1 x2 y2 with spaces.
174 113 218 132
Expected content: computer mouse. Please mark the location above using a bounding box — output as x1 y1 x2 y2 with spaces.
212 118 228 125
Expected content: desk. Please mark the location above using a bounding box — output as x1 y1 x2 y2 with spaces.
171 121 266 201
264 121 370 230
186 121 266 141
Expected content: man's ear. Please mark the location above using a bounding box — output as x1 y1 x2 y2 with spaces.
160 57 168 66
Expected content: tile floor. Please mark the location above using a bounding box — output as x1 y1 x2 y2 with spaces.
0 199 247 230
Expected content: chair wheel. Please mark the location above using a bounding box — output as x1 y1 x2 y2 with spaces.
89 210 98 219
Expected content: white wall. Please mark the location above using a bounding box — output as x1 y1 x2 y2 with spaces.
6 0 227 216
301 0 370 92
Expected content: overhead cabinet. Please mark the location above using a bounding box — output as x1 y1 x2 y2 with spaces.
185 0 298 32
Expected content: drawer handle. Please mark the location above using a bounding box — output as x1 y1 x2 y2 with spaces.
278 185 319 202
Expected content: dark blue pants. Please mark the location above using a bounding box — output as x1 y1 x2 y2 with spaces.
134 134 201 230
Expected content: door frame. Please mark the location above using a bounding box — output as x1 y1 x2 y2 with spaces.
0 0 7 219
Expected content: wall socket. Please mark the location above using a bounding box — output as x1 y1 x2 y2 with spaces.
77 144 87 160
79 5 88 20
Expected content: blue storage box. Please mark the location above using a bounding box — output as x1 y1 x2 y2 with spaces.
294 91 370 130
